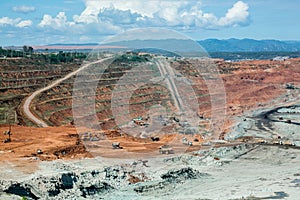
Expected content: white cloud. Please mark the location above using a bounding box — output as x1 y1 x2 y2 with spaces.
16 20 33 28
218 1 249 27
12 6 36 13
75 0 199 26
36 0 250 41
0 17 20 26
0 17 32 28
72 0 250 30
39 12 72 30
39 11 122 35
76 0 161 23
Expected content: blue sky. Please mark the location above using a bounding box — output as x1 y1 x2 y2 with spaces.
0 0 299 46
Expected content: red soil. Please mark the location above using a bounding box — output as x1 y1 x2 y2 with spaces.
1 58 300 165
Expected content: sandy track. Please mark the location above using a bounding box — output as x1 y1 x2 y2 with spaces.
23 57 112 127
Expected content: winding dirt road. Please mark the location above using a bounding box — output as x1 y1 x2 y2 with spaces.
23 57 112 127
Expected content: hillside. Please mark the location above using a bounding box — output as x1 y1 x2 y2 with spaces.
102 38 300 52
199 39 300 52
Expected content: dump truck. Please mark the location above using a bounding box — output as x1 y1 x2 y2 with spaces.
112 142 123 149
151 136 160 141
282 140 296 146
133 117 147 126
159 145 174 154
182 138 193 146
3 125 12 143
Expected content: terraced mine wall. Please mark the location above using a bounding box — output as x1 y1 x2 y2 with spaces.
33 55 174 128
0 58 83 125
2 55 300 132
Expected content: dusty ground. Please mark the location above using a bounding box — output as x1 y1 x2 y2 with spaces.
0 57 299 199
1 143 299 199
1 58 299 164
0 125 202 163
0 125 91 173
24 58 300 129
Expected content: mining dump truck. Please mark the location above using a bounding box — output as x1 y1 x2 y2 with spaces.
151 136 160 141
112 142 122 149
3 125 12 143
182 138 193 146
256 139 268 144
133 117 147 126
283 140 296 146
159 145 174 154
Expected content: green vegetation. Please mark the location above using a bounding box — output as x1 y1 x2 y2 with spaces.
114 54 149 63
0 46 87 64
47 51 86 64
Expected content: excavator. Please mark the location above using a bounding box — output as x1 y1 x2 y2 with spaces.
3 125 12 143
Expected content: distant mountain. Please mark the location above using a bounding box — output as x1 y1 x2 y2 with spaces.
104 38 300 52
103 39 203 54
198 39 300 52
47 43 99 46
40 39 300 53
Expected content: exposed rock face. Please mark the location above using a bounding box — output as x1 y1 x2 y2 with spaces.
0 142 284 199
4 183 39 199
0 170 114 199
0 164 212 199
160 167 209 183
133 167 211 195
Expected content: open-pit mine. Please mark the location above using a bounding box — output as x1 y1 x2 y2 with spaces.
0 52 300 199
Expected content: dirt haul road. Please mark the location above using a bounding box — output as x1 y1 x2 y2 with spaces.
155 59 184 113
23 57 113 127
